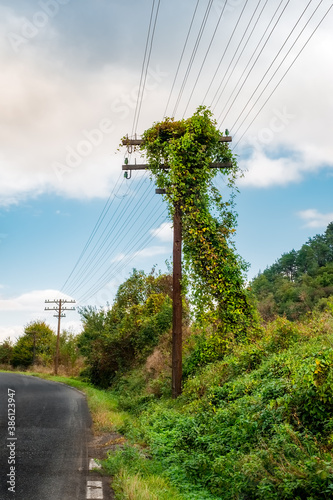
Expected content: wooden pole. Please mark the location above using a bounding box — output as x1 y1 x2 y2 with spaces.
122 135 233 398
32 333 36 366
55 299 62 375
45 299 75 375
172 204 182 398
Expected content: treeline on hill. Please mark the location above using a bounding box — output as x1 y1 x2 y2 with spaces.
251 222 333 321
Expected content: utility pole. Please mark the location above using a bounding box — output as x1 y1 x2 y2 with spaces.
172 202 182 397
122 135 232 398
45 299 76 375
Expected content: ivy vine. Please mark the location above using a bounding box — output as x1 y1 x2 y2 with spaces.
126 106 256 342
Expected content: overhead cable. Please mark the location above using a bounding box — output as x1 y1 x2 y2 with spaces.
163 0 200 118
216 0 289 124
182 0 228 117
232 2 333 150
172 0 214 117
230 0 317 132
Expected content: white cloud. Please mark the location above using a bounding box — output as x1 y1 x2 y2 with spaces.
239 151 302 188
0 1 332 203
133 245 169 259
110 253 126 264
297 209 333 228
150 222 173 242
0 289 75 312
0 7 169 206
234 27 333 188
0 289 80 342
0 325 23 343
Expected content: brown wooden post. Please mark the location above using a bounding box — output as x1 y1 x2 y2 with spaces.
121 134 233 398
55 299 62 375
45 298 76 375
172 203 182 398
32 332 36 366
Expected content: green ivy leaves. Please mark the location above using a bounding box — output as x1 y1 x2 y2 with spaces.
139 106 256 343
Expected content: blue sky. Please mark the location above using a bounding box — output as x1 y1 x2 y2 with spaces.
1 0 333 341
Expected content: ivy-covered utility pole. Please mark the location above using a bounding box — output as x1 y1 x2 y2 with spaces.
122 108 233 398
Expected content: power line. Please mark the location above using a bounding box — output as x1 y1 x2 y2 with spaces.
61 171 124 292
232 1 333 150
230 0 317 132
216 0 288 125
69 179 157 296
132 0 161 135
65 173 151 296
77 207 168 304
44 298 76 375
64 175 135 295
172 0 214 117
163 0 200 118
207 0 266 108
77 208 167 303
182 0 228 117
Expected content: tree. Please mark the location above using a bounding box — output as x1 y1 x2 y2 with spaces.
59 330 81 375
78 269 173 387
325 222 333 261
251 222 333 320
308 233 331 268
11 321 56 368
0 338 13 365
279 250 298 281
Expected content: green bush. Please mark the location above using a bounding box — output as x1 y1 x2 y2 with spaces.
78 269 173 387
109 313 333 499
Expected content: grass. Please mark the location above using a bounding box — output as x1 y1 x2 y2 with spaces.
104 445 185 500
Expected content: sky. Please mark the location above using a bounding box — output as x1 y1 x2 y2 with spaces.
1 0 333 342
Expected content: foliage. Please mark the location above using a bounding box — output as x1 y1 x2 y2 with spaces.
251 222 333 320
77 268 173 387
11 320 56 368
0 337 13 364
58 330 81 374
103 445 186 500
20 307 333 499
138 106 257 344
105 309 333 499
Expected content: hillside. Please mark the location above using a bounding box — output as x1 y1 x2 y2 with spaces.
251 222 333 321
101 306 333 499
3 224 333 499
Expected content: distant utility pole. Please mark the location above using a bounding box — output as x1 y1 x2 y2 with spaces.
45 299 76 375
122 135 232 398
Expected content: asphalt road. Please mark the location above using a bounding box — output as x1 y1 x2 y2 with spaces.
0 373 92 500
